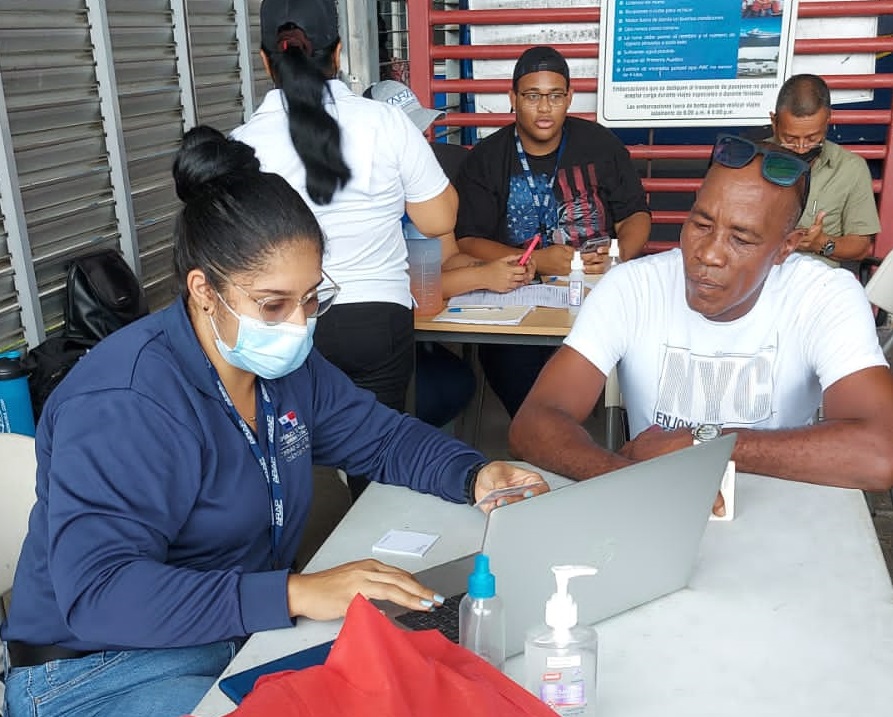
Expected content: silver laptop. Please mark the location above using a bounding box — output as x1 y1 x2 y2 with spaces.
387 434 736 657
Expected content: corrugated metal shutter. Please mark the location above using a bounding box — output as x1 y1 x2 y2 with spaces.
107 0 183 310
0 0 120 336
247 0 272 111
0 214 20 349
189 0 245 132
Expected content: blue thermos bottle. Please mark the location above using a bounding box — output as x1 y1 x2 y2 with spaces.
0 349 36 436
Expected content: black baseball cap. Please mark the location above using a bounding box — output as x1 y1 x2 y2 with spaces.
512 46 570 89
260 0 339 53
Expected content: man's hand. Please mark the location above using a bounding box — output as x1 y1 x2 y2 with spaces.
482 255 537 293
797 210 828 253
473 461 549 513
618 424 691 461
620 426 726 517
582 245 611 275
532 244 574 276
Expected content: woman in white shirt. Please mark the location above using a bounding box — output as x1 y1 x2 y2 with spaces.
232 0 463 499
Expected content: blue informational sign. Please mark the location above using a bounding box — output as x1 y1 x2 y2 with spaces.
598 0 799 127
612 0 740 83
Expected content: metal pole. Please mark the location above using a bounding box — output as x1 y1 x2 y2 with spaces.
233 0 256 120
171 0 198 129
0 72 44 347
85 0 141 278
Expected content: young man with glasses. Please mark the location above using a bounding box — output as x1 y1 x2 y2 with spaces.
510 136 893 503
453 46 651 418
770 73 879 263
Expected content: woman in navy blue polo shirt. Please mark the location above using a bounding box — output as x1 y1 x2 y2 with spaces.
0 126 546 717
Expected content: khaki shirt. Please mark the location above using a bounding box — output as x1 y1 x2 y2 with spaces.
798 140 880 237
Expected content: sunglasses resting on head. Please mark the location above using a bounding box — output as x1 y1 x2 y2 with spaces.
711 134 811 214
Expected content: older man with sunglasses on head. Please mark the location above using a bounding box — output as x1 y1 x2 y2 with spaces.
510 135 893 508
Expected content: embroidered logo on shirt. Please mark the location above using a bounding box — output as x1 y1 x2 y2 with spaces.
278 411 299 429
652 344 777 428
278 410 309 462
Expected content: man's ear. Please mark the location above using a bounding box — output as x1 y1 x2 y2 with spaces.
769 111 777 136
776 226 803 265
566 87 575 106
508 88 516 114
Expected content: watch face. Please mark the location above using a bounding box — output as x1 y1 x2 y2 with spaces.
821 239 836 257
693 424 722 442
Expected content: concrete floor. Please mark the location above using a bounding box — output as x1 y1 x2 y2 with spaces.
298 378 893 584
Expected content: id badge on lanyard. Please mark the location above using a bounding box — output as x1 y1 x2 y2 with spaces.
208 363 285 569
514 127 567 246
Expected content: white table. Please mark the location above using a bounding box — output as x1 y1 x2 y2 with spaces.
193 471 893 717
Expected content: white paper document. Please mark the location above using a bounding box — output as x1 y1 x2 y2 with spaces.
372 529 440 557
708 460 736 522
431 305 533 325
448 284 568 309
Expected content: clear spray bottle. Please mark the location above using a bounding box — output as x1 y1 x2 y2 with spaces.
459 553 506 669
525 565 598 716
608 237 621 270
567 250 585 317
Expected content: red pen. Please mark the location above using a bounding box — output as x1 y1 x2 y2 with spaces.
518 234 541 266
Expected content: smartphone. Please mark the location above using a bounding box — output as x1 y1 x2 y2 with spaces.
580 236 611 254
474 484 535 508
219 640 335 704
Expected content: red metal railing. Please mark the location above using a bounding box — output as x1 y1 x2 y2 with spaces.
407 0 893 256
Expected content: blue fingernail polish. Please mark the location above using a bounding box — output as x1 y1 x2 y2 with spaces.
420 599 434 608
433 593 445 604
524 489 534 498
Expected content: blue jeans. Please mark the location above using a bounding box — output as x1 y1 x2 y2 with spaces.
3 641 237 717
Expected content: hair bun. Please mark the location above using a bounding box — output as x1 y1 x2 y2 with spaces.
173 125 261 203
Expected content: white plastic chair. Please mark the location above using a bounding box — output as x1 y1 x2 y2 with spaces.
0 433 36 602
865 253 893 357
0 432 37 712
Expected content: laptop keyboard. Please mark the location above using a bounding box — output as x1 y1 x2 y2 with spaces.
394 592 465 643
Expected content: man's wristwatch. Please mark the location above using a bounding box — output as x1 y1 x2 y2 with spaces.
692 424 723 445
819 238 836 257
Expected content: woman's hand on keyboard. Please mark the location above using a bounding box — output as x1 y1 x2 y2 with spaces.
286 559 445 620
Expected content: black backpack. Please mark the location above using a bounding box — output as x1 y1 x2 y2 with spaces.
25 249 149 421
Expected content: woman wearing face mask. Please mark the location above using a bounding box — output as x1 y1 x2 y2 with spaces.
0 127 547 717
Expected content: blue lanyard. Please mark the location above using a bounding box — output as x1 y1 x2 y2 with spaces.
208 364 285 569
514 127 568 244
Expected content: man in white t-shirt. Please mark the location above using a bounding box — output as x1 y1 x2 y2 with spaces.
509 136 893 506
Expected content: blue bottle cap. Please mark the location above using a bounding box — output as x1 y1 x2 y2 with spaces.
467 553 496 599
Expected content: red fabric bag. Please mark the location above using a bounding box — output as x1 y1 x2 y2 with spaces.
225 595 557 717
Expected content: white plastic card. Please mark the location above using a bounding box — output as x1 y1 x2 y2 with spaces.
709 460 736 522
372 529 440 557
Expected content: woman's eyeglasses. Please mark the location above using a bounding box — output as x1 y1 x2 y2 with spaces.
210 266 340 325
711 134 811 212
518 91 569 107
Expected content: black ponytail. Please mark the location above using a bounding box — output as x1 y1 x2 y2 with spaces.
172 125 325 297
266 27 351 205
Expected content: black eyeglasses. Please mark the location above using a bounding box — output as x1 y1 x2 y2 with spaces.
711 134 811 213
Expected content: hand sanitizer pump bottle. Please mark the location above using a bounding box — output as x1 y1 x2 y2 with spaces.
459 553 506 669
525 565 598 716
608 238 621 270
567 250 585 317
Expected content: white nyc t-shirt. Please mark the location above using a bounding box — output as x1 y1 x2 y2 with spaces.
566 250 886 438
232 81 449 308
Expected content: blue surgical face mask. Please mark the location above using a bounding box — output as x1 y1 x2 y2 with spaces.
210 296 316 379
